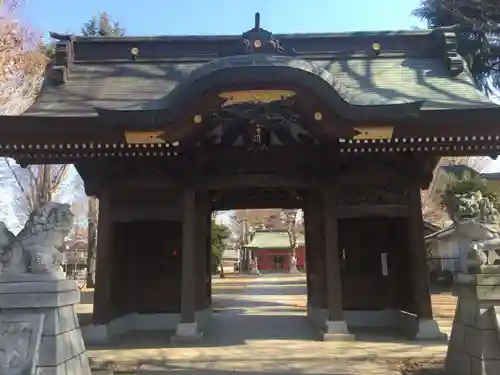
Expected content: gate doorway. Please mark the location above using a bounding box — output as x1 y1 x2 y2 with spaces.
208 207 313 341
339 217 409 311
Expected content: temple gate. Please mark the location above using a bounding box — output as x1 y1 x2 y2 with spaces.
2 14 500 343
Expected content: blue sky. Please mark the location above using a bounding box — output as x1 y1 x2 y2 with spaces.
24 0 425 37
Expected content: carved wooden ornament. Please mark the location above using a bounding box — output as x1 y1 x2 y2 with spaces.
218 90 296 107
124 131 166 144
353 126 394 140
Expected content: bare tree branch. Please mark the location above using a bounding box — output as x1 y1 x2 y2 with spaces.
4 160 72 219
0 3 47 115
280 209 298 262
4 158 34 212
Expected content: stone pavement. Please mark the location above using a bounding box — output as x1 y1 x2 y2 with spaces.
88 273 449 375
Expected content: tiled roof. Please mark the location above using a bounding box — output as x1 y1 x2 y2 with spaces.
439 165 500 181
245 231 305 249
21 28 496 118
481 172 500 181
24 57 493 117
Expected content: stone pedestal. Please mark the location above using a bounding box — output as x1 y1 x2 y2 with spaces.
445 271 500 375
0 276 91 375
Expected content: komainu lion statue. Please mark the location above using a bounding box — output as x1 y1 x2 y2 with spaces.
442 188 500 272
0 202 74 278
443 189 499 225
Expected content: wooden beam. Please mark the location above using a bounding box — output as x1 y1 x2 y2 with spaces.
4 105 500 146
200 145 326 167
108 173 317 190
206 173 318 189
213 199 302 210
334 205 409 218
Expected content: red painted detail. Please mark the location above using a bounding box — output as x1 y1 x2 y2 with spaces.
253 246 305 271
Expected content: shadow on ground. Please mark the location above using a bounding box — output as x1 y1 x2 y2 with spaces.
89 351 445 375
90 358 407 375
83 276 454 360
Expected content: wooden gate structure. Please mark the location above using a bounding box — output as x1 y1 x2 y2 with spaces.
2 15 500 340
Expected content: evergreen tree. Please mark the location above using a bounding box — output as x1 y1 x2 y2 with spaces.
82 12 124 37
413 0 500 95
211 220 230 277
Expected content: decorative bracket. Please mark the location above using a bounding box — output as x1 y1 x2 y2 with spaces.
436 28 464 77
48 32 75 85
241 13 295 55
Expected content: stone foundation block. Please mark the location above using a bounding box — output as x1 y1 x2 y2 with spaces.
171 321 203 343
81 308 212 344
321 320 354 341
445 272 500 375
0 278 91 375
396 310 447 340
414 318 448 340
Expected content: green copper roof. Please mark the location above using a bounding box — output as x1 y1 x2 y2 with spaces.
245 231 305 250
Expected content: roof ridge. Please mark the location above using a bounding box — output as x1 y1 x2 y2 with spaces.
56 28 442 42
47 27 462 82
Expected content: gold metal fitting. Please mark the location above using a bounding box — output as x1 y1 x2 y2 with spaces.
193 115 203 124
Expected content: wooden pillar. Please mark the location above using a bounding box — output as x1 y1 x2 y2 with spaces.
180 188 197 323
128 236 138 314
195 191 210 310
303 191 315 307
303 190 327 309
206 211 213 305
92 189 113 324
323 187 344 322
408 183 434 319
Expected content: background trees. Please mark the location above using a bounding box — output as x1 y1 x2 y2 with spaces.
0 6 124 285
0 1 47 116
413 0 498 224
414 0 500 94
82 12 124 37
0 0 67 230
211 219 230 277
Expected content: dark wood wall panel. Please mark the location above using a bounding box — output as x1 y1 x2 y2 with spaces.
338 217 412 311
110 220 210 317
